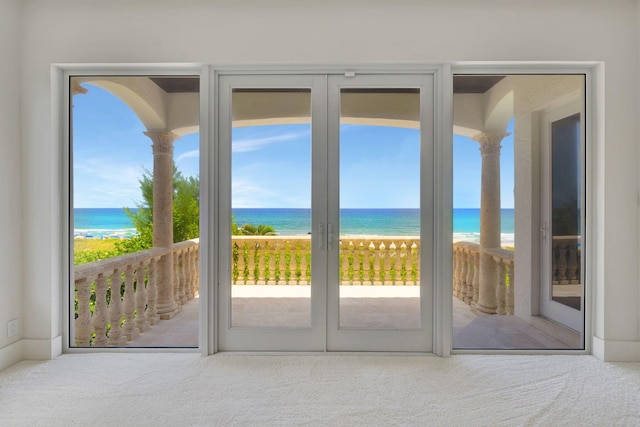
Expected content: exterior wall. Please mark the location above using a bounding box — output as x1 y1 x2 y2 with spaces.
0 0 24 370
13 0 640 362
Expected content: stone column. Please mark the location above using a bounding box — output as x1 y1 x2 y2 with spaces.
473 131 509 314
145 131 180 320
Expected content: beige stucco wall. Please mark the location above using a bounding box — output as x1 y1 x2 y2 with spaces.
1 0 639 366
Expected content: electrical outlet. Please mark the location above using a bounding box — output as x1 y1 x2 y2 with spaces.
7 318 19 338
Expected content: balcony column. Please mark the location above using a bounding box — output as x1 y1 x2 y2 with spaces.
473 131 509 314
145 130 180 320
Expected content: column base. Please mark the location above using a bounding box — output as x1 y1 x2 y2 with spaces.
475 303 497 314
156 301 181 320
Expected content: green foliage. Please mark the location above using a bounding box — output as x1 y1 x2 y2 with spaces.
242 242 250 280
238 223 277 236
274 247 281 282
124 165 200 248
264 243 271 282
232 242 239 282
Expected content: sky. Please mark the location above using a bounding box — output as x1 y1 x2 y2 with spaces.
72 84 514 209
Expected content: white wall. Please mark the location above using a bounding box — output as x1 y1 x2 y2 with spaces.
13 0 640 362
0 0 24 370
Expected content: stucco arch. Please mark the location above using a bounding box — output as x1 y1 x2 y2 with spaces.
77 77 200 137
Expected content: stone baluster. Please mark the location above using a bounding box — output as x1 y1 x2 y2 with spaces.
367 242 375 285
567 240 579 283
452 247 458 297
173 251 180 303
193 246 200 295
399 242 408 285
495 259 507 315
75 277 93 346
410 242 419 284
558 242 569 284
92 273 109 346
453 246 462 298
378 242 387 285
552 242 559 284
185 247 194 298
342 241 351 284
146 257 159 326
472 251 480 305
108 268 126 346
506 262 514 313
457 249 468 300
122 264 138 341
179 250 187 303
389 242 400 285
135 261 149 333
465 250 475 304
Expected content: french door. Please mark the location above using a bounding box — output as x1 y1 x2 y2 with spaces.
217 73 433 352
541 100 585 334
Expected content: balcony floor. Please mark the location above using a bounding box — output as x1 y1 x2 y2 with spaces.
127 286 577 350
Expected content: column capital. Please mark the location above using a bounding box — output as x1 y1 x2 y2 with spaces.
71 81 88 96
473 131 510 156
144 131 180 155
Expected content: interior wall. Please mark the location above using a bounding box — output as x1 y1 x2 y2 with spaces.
15 0 640 361
0 0 23 370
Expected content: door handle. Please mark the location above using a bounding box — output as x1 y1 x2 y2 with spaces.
318 223 324 250
327 223 337 251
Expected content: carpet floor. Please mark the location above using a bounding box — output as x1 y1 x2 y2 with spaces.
1 353 639 426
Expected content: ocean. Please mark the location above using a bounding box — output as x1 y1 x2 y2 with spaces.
74 207 515 244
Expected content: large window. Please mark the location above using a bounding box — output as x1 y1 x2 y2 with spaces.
69 75 200 348
452 74 585 350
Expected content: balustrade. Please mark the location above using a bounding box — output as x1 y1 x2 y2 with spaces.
552 236 580 284
73 239 199 346
231 236 420 286
452 242 514 315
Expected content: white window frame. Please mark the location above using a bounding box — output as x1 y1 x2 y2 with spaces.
56 62 600 357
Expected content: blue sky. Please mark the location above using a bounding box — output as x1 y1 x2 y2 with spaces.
73 84 514 209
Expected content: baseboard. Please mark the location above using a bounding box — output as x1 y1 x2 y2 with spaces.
592 336 640 362
22 335 63 361
0 340 24 371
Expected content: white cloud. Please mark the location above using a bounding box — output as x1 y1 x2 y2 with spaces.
232 131 309 153
176 149 199 162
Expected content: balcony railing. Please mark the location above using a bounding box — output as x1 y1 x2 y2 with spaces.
231 236 420 286
453 242 514 315
552 236 581 284
73 239 199 346
76 234 581 345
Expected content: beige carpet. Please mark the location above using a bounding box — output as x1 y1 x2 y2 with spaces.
1 354 639 426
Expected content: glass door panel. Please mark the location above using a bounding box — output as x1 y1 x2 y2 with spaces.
326 75 433 352
217 75 327 351
230 89 312 328
541 103 584 335
338 89 421 330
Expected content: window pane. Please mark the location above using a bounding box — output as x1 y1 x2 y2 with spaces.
71 75 200 347
338 88 421 330
230 89 312 328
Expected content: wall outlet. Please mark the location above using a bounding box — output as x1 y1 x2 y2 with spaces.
7 318 19 338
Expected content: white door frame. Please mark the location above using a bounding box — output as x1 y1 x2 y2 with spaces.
215 70 440 352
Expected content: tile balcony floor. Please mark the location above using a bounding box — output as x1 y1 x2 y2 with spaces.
126 286 578 350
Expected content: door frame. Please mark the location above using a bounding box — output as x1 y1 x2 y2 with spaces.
325 73 435 352
214 67 448 353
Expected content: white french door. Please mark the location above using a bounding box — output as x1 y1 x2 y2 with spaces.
217 72 433 352
540 101 585 334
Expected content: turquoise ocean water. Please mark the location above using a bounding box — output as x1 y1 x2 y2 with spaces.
74 208 514 243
